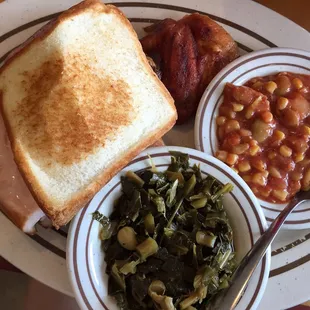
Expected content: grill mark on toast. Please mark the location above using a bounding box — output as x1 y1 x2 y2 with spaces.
14 52 133 167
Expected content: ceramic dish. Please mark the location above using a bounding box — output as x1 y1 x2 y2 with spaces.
1 1 310 309
194 47 310 230
67 146 271 310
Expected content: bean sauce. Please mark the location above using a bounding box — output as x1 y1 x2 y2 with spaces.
216 72 310 203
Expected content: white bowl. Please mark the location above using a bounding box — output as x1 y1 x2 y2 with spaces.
67 146 270 310
194 47 310 230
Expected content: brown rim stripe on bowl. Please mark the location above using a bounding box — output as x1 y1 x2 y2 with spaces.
86 183 120 310
248 257 266 310
272 233 310 257
269 253 310 278
73 152 266 309
73 204 95 310
263 205 310 217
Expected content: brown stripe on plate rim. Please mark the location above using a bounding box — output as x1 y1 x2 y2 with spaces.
0 12 60 44
73 152 266 309
262 203 310 214
28 234 66 259
266 216 310 225
73 204 94 310
269 253 310 278
0 2 277 48
0 16 253 65
271 233 310 257
52 227 68 238
0 50 11 64
110 2 277 48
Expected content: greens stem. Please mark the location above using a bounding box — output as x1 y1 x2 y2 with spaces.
211 183 233 201
166 199 184 228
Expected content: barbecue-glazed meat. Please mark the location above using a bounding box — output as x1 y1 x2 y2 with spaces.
141 13 239 124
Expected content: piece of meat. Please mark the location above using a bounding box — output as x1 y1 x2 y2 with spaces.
140 13 239 124
140 19 176 54
161 24 200 123
181 13 239 62
144 18 176 34
0 113 47 234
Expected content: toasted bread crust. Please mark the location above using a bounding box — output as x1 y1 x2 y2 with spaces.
0 0 176 227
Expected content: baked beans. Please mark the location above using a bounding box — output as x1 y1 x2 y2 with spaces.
216 72 310 203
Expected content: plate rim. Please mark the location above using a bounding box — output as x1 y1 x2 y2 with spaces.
0 1 309 308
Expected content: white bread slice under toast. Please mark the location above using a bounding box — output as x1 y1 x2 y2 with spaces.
0 0 176 227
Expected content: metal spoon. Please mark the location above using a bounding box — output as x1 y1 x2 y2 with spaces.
208 190 310 310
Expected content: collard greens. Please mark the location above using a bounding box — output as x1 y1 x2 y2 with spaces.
93 152 236 309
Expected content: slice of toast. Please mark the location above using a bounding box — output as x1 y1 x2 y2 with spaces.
0 0 176 227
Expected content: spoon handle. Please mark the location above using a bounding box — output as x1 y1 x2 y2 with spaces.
211 194 306 310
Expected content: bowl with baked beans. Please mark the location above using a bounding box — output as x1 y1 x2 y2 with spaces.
195 48 310 229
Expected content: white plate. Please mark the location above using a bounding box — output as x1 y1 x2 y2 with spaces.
67 146 270 310
1 0 310 309
194 47 310 230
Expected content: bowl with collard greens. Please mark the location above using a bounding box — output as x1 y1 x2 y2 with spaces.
67 146 270 310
